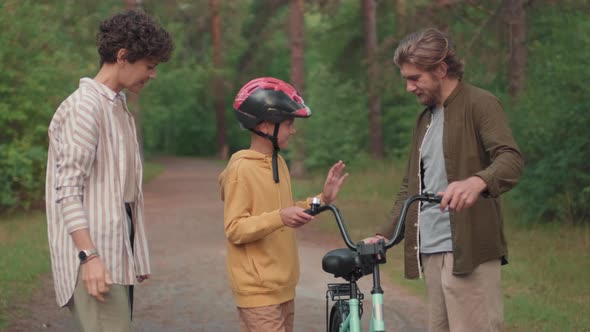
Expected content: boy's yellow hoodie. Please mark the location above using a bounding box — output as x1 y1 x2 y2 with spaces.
219 149 319 308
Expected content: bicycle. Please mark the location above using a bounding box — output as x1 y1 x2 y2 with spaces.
305 192 442 332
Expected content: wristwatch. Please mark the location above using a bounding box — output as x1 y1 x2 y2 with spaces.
78 248 98 263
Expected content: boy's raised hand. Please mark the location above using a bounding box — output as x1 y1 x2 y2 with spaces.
322 160 349 204
280 206 314 228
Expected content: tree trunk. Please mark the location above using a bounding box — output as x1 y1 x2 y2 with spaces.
125 0 144 161
236 0 287 83
435 0 453 6
505 0 527 102
362 0 384 159
124 0 137 8
210 0 228 159
289 0 306 177
395 0 406 35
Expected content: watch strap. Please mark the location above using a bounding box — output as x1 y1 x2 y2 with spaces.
79 248 98 262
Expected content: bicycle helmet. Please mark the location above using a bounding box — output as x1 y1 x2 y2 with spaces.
233 77 312 183
233 77 311 129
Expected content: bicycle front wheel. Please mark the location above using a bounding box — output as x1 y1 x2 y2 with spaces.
329 300 349 332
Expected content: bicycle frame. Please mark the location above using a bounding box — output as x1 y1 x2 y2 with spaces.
309 193 441 332
325 256 383 332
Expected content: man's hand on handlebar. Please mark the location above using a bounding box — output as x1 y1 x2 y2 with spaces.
280 206 314 228
438 176 487 212
362 234 389 244
362 235 389 259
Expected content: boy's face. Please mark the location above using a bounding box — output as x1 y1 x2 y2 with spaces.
277 118 296 149
260 118 297 150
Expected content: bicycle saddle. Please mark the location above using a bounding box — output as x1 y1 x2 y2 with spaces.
322 248 373 281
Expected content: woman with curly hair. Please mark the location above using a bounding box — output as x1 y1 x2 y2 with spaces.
45 10 173 331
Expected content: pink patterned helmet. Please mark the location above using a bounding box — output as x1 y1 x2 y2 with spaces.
233 77 312 129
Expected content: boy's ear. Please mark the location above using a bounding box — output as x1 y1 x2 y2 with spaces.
256 122 271 134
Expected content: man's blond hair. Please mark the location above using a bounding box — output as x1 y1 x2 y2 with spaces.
394 28 464 79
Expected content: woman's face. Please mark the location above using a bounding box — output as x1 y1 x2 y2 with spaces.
119 57 159 94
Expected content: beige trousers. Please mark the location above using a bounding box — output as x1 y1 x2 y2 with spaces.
67 270 131 332
422 252 503 332
238 299 295 332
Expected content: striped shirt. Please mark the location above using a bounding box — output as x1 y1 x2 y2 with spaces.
45 78 150 307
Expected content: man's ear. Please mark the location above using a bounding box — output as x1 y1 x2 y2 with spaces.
434 62 448 79
116 49 129 64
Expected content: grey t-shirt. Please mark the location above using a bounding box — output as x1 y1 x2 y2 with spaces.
419 106 453 253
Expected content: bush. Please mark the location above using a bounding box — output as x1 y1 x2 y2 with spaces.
510 5 590 224
0 1 88 212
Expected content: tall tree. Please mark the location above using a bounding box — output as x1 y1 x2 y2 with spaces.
236 0 287 84
504 0 528 102
125 0 144 159
395 0 407 35
289 0 307 177
210 0 228 159
362 0 384 159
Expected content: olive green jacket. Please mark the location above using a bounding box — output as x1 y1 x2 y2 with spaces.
382 81 524 279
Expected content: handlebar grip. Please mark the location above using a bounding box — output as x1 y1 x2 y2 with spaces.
423 192 442 203
303 209 316 216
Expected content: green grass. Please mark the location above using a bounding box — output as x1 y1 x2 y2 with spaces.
502 222 590 331
143 161 164 183
0 160 164 329
292 161 590 331
0 212 51 328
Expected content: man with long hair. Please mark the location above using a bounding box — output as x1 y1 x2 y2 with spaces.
366 28 524 331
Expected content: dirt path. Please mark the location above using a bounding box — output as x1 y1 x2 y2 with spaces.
5 157 426 331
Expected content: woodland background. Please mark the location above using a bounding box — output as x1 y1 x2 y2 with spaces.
1 1 590 330
1 0 589 224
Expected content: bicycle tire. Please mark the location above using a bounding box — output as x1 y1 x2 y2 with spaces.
329 300 349 332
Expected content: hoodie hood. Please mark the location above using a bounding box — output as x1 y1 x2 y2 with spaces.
228 149 270 163
219 149 277 201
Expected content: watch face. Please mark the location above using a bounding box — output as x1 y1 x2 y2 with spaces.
78 251 87 261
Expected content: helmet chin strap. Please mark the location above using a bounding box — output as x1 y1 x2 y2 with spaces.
251 123 281 183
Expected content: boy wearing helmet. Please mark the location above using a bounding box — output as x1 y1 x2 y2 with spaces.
219 77 348 331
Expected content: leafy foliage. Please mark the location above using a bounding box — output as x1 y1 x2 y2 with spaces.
0 0 589 223
301 65 369 169
141 61 217 155
0 1 97 212
510 2 590 224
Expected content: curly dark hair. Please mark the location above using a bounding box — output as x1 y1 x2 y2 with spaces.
96 10 174 66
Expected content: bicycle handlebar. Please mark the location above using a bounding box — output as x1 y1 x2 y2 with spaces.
306 193 442 251
307 203 357 249
387 192 442 248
